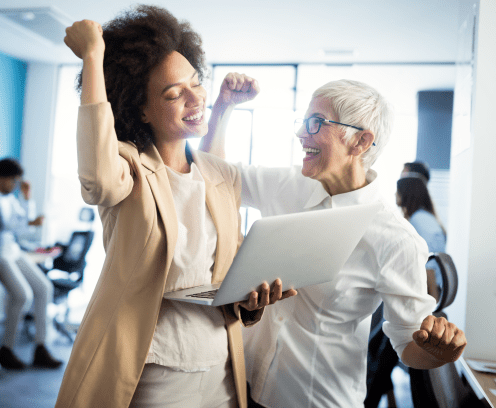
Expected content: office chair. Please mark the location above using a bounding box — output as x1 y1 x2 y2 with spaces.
409 252 484 408
430 252 458 315
42 208 95 342
47 230 94 341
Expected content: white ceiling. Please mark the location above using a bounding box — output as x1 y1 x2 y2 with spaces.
0 0 461 65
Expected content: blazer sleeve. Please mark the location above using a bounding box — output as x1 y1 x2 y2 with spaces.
77 102 134 207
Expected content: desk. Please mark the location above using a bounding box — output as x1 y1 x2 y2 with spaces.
456 357 496 408
25 247 62 265
26 251 55 264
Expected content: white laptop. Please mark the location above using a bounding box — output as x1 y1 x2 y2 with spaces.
163 202 381 306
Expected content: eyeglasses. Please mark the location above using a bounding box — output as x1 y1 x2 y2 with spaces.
294 117 364 136
294 117 375 146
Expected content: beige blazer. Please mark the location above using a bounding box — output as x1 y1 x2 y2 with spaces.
55 103 257 408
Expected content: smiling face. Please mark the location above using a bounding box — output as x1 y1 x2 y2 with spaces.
298 97 355 183
141 51 207 144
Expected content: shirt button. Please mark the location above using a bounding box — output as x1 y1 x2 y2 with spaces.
278 316 284 322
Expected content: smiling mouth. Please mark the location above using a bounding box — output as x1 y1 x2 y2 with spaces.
303 147 321 158
183 111 204 122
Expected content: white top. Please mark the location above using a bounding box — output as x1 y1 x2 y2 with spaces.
0 193 35 259
238 164 436 408
409 208 446 288
146 162 229 371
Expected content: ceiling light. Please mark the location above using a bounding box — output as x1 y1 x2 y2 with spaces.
20 11 35 21
0 7 73 45
321 49 356 58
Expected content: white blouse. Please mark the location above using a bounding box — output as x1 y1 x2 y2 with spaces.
238 164 436 408
0 193 35 259
146 162 229 371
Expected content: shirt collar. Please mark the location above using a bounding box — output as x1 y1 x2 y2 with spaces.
303 169 379 210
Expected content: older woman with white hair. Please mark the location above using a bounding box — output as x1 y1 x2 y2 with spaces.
201 76 467 408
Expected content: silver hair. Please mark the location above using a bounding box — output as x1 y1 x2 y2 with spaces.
312 79 394 170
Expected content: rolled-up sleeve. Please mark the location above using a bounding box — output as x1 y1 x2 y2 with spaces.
77 102 134 207
377 234 436 359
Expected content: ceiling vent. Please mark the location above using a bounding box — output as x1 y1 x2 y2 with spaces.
0 7 73 45
321 49 356 58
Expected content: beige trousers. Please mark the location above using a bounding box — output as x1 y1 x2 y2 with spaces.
129 359 237 408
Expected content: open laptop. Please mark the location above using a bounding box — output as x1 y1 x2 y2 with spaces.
163 202 381 306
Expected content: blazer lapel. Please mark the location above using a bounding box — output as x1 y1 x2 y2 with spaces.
141 144 178 283
140 145 235 286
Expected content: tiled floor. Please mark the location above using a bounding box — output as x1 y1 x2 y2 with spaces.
0 324 73 408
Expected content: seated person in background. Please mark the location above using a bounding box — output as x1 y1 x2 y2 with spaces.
0 158 62 369
201 74 467 408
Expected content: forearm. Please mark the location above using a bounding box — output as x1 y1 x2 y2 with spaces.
199 99 235 158
81 53 107 105
426 268 440 302
401 340 447 369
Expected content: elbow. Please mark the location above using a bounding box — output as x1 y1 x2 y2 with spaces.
79 177 125 207
80 180 105 206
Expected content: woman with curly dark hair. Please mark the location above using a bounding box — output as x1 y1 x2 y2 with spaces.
57 5 294 408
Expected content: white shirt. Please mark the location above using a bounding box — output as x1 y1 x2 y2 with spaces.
146 163 229 371
0 193 35 259
238 164 436 408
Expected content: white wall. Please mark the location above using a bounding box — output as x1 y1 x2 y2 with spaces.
20 62 60 245
446 0 496 360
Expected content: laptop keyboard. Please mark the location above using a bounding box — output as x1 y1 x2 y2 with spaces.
186 289 219 299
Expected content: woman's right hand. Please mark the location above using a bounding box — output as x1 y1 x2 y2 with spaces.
64 20 105 60
217 73 260 107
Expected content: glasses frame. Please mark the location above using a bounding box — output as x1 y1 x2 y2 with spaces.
294 117 376 146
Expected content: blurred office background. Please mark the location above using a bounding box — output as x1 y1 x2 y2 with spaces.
0 0 495 407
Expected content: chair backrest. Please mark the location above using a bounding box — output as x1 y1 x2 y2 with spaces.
428 252 458 313
53 230 95 276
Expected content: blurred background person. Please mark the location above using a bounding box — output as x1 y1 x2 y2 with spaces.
365 161 446 407
396 164 446 300
0 158 63 369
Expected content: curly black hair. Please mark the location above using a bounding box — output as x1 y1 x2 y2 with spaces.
0 158 24 178
76 5 207 152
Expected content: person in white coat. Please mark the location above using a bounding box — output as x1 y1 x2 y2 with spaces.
0 158 62 369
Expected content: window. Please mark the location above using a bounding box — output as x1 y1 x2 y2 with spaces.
208 63 455 231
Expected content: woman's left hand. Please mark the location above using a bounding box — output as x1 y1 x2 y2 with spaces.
236 279 297 311
412 315 467 363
